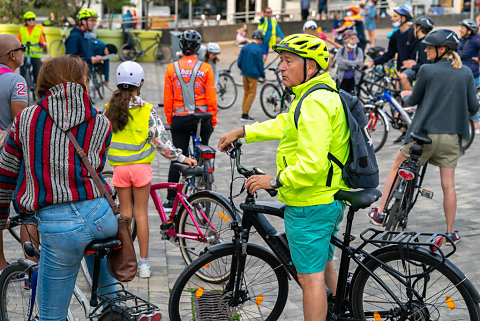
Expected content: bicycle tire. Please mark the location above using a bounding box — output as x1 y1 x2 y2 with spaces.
169 244 289 320
0 261 39 321
217 72 237 109
177 193 235 282
25 68 36 103
95 71 105 100
48 39 65 57
260 83 283 119
463 118 475 151
119 43 138 62
351 248 480 320
153 44 171 64
228 59 243 86
364 105 388 153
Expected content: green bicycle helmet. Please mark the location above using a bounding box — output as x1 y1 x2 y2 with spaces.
78 8 98 20
272 34 329 70
23 11 36 20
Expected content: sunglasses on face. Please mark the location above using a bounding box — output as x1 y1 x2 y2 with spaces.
265 11 272 14
26 18 35 22
5 44 26 56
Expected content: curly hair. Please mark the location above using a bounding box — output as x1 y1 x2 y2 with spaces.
104 87 136 132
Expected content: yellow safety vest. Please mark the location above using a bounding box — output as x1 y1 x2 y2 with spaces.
258 17 278 48
107 102 155 166
19 25 43 59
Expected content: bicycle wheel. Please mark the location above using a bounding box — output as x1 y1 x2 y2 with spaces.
153 44 171 64
95 71 105 100
177 193 235 282
25 68 36 103
260 83 282 119
169 244 289 320
364 105 388 153
228 59 243 86
48 39 65 57
217 72 237 109
119 43 137 62
0 261 39 321
351 248 480 320
463 118 475 151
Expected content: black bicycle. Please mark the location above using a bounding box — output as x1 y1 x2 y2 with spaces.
260 66 291 118
217 70 237 109
168 139 480 320
382 133 434 238
23 42 38 102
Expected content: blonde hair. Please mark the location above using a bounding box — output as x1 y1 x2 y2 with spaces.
448 50 462 69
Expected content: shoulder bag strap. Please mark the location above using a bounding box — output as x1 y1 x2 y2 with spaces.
66 130 119 214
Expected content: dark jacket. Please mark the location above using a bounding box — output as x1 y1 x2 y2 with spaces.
374 27 417 71
457 34 480 78
238 42 265 80
404 59 479 143
65 26 94 65
412 36 429 73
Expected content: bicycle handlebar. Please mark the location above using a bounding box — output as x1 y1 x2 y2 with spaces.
227 140 277 198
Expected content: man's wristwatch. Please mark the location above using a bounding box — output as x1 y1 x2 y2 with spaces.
270 176 283 189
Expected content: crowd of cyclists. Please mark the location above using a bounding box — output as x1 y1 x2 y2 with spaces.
0 3 479 321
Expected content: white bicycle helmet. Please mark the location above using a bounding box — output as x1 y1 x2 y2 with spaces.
116 61 145 88
207 42 221 54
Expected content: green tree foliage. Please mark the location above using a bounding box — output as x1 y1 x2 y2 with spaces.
0 0 30 24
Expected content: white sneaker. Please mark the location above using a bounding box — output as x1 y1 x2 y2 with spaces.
138 262 151 278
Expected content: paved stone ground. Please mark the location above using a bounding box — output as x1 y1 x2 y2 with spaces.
3 26 480 320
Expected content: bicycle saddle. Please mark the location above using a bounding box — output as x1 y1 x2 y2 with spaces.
191 112 213 121
173 163 204 177
240 201 286 219
85 237 121 253
410 133 432 145
334 188 382 212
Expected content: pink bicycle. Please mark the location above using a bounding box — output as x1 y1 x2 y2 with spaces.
104 163 236 283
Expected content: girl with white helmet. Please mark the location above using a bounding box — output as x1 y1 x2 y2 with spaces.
104 61 196 278
195 42 221 86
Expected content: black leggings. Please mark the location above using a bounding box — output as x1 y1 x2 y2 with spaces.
20 57 42 84
166 115 214 200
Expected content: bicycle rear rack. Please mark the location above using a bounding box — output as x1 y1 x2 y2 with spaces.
359 228 456 258
89 283 160 321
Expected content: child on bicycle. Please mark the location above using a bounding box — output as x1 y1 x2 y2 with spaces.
197 42 221 87
92 39 117 88
105 61 196 278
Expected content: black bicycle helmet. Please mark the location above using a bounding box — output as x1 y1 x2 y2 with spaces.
423 28 459 50
252 29 264 40
180 30 202 54
460 18 479 34
393 5 413 21
412 17 434 33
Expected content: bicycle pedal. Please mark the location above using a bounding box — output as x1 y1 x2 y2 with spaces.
160 220 174 231
420 189 434 199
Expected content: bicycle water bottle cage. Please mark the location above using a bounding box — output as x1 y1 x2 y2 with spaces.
174 60 203 113
197 144 215 159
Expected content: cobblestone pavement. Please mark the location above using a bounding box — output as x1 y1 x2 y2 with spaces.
3 28 480 320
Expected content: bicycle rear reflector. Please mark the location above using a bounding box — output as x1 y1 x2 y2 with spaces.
445 296 455 310
398 168 414 180
195 287 205 299
255 294 264 306
373 311 381 321
201 151 215 159
218 211 230 223
204 263 210 268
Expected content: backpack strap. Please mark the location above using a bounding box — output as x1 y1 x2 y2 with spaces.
293 83 347 187
173 60 203 113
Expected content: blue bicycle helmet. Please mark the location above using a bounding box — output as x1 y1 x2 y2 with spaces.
393 5 413 21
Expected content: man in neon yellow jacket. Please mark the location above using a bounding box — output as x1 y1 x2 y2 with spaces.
218 34 350 321
257 7 285 49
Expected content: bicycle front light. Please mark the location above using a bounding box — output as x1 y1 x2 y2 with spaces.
398 168 415 180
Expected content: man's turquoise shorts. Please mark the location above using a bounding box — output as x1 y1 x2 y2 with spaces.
284 200 346 274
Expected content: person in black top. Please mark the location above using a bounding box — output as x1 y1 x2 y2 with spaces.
368 29 478 245
365 5 417 76
400 16 435 91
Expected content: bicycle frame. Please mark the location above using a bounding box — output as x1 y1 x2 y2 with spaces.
132 32 161 55
149 182 220 242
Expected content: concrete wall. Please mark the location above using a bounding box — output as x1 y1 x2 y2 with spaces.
159 13 470 43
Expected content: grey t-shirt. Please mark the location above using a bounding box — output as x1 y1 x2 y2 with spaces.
0 64 28 130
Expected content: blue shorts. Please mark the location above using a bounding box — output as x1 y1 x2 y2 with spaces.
284 200 346 274
318 1 328 14
403 68 417 83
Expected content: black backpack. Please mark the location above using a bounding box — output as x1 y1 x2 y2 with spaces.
294 84 379 189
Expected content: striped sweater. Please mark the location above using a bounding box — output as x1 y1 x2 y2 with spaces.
0 82 112 226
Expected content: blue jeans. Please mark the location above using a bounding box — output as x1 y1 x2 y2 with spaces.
36 197 118 321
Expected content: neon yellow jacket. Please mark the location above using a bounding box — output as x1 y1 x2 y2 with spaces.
244 73 350 206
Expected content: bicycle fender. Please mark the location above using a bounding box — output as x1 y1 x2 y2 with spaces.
352 245 480 303
376 108 390 132
174 190 239 227
16 258 38 270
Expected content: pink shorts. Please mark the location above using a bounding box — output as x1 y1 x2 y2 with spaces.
111 163 152 188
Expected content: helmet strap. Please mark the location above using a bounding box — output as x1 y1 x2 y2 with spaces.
303 58 307 83
434 47 447 63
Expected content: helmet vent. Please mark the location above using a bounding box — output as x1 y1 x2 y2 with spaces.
309 44 320 50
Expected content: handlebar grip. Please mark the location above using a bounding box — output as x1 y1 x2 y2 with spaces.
266 189 278 197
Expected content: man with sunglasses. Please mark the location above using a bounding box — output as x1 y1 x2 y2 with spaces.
17 11 47 85
257 7 284 50
65 8 102 66
0 34 29 276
